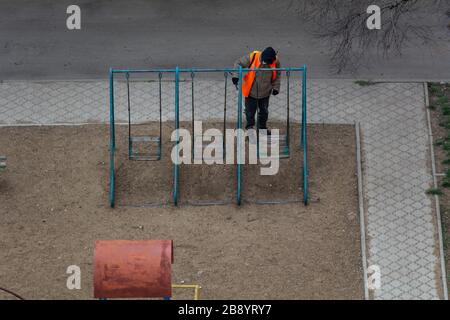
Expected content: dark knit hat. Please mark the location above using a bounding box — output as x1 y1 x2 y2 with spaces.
261 47 277 64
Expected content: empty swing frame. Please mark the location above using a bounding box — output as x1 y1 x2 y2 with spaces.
108 66 308 208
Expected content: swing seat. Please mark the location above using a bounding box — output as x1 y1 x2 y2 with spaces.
0 156 6 170
129 136 161 161
258 134 290 160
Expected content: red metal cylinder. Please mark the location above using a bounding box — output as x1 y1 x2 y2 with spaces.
94 240 173 298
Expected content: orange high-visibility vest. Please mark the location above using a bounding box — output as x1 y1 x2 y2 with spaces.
242 50 277 98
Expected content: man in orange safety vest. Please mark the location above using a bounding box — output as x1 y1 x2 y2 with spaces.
232 47 281 136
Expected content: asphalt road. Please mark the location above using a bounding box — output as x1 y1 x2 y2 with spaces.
0 0 449 80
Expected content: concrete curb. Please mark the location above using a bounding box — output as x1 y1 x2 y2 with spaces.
356 122 370 300
424 82 449 300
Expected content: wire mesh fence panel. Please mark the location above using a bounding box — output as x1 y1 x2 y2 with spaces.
0 75 304 125
113 74 176 124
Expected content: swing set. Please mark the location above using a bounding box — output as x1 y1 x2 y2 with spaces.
108 66 308 207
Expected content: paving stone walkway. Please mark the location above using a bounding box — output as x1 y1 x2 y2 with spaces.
0 78 445 299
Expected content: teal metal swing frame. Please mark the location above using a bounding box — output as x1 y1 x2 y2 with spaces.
108 66 308 207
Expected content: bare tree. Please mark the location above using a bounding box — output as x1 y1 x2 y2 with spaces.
292 0 448 73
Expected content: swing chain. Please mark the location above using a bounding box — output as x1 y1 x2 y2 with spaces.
191 71 195 158
286 70 290 150
158 72 163 150
223 71 228 160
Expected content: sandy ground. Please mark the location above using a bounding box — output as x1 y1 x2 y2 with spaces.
0 123 364 299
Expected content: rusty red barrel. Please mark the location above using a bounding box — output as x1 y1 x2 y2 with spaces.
94 240 173 298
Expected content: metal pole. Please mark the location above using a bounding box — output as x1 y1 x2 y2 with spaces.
223 72 228 161
126 72 132 159
237 66 243 205
109 67 116 207
111 67 306 74
191 72 195 160
173 66 180 206
286 70 290 153
302 66 308 205
159 72 163 150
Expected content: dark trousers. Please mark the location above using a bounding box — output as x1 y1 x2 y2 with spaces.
244 96 270 130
